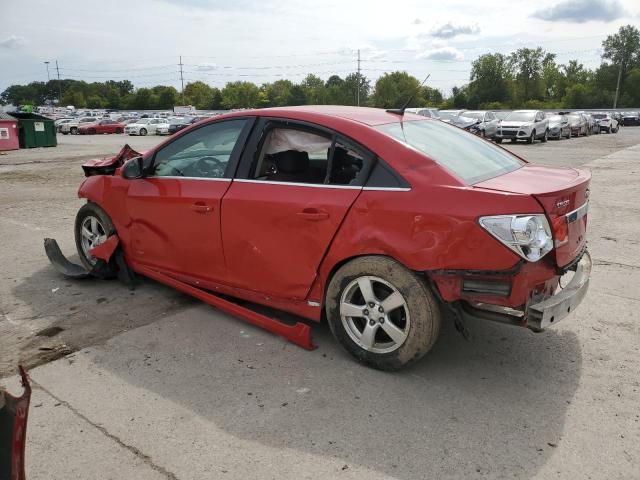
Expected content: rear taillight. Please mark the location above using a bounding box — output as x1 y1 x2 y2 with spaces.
479 214 553 262
551 216 569 247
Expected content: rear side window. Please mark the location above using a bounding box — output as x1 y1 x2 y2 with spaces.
376 120 524 185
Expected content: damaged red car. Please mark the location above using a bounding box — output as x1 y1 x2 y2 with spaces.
46 106 591 370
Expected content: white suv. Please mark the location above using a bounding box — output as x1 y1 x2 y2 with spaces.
124 118 170 136
496 110 549 144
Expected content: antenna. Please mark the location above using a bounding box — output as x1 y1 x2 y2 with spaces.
386 74 431 116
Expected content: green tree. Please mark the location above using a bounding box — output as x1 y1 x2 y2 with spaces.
60 90 86 108
601 25 640 103
287 85 308 105
343 72 371 106
264 79 293 106
86 94 105 109
184 81 213 109
371 71 420 108
220 81 260 108
468 53 511 107
301 74 326 104
509 47 546 102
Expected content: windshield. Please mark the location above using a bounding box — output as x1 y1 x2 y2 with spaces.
591 114 606 119
376 120 524 185
505 111 535 122
461 112 485 120
568 115 581 124
438 111 459 120
137 119 150 124
494 111 510 120
548 115 563 123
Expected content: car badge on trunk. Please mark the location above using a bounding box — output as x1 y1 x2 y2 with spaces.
556 199 570 209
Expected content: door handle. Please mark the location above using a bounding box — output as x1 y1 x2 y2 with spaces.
191 202 214 214
297 207 329 221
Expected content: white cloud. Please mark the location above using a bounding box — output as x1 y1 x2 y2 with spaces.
532 0 625 23
417 47 464 61
430 22 480 39
0 35 27 49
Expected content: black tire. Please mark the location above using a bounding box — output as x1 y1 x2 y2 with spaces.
326 256 441 371
115 128 123 134
527 130 535 144
541 129 548 143
511 138 518 143
74 202 118 279
495 138 502 144
88 128 96 135
70 127 78 135
139 128 147 136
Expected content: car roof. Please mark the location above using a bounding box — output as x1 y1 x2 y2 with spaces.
217 105 423 126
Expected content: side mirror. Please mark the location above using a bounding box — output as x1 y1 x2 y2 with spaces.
122 157 145 179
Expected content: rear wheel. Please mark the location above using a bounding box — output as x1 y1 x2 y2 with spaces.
139 128 147 136
115 128 123 134
511 138 518 143
326 256 441 371
88 128 96 135
541 129 548 142
74 203 118 278
70 127 78 135
495 138 502 144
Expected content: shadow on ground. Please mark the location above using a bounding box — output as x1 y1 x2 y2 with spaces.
86 306 581 479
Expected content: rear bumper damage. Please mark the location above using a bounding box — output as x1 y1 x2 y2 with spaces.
458 250 591 331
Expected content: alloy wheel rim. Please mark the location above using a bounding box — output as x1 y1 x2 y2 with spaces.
80 216 107 265
340 276 410 354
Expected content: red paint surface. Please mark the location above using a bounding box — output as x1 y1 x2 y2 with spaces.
89 234 119 261
76 106 590 323
78 121 125 134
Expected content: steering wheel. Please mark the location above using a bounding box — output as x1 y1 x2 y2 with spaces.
193 156 224 176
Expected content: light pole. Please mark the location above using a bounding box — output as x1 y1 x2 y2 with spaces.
44 61 50 81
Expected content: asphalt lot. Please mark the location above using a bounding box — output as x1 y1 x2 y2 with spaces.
1 128 639 479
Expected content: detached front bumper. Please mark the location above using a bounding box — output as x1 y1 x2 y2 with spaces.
458 251 591 331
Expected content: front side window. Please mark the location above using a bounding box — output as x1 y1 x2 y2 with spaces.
152 119 246 179
376 119 524 185
251 126 365 185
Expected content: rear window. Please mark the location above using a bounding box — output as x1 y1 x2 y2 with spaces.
375 120 524 185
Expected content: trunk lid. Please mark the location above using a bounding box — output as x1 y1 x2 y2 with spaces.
475 164 591 267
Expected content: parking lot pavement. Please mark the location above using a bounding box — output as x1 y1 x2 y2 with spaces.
1 129 639 479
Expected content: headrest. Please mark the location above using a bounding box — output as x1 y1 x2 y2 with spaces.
274 150 309 174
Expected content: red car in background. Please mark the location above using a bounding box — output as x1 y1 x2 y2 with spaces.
78 119 125 135
51 106 591 371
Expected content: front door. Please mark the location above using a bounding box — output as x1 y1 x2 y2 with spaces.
221 120 370 300
125 118 253 282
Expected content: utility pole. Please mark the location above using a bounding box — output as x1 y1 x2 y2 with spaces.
357 49 361 107
44 61 50 81
55 60 62 104
179 55 185 104
613 48 624 109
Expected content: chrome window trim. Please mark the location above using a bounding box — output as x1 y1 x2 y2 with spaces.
233 179 361 190
566 201 589 224
363 186 411 192
147 176 231 182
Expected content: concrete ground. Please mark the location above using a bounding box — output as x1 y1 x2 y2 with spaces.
1 129 639 479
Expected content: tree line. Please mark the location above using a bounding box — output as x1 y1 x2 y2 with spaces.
2 25 638 111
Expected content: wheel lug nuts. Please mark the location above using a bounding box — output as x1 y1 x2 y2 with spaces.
379 318 385 324
363 309 369 316
368 302 375 308
369 319 376 326
378 307 384 313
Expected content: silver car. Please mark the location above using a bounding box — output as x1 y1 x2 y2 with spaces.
405 107 440 119
495 110 549 144
460 110 500 139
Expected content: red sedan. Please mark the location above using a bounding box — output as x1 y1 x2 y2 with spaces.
50 106 591 370
78 119 125 135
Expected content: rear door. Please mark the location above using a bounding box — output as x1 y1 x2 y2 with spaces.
221 118 371 300
125 118 254 282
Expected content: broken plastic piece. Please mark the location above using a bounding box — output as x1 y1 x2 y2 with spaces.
88 234 119 262
0 366 31 480
44 238 90 279
136 265 317 350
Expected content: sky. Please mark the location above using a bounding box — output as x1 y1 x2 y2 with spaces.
1 0 639 96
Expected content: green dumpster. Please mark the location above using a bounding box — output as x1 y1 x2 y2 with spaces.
11 112 57 148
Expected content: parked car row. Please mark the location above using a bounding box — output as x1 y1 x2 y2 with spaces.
410 108 623 144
